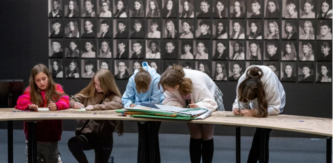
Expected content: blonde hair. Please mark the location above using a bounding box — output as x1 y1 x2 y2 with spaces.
135 68 151 93
76 69 121 98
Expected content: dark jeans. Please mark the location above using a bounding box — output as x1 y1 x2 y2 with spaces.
137 121 161 163
247 128 272 163
68 133 113 163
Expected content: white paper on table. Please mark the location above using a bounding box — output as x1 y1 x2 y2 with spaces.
195 109 212 119
155 105 208 116
76 108 86 111
38 108 49 111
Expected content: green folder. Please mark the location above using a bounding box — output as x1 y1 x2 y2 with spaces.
131 114 195 120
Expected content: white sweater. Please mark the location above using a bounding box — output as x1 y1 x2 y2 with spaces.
232 65 286 115
162 69 218 111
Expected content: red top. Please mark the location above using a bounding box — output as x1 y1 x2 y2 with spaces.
15 84 70 142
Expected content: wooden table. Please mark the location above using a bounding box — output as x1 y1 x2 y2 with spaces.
0 108 332 163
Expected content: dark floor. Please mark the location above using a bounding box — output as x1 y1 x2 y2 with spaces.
0 129 328 163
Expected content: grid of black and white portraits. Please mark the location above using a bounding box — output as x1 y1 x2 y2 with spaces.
48 0 332 83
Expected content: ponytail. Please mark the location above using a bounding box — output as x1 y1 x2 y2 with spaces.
238 67 268 117
159 64 193 96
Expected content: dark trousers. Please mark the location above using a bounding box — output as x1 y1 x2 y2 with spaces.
247 128 272 163
68 133 113 163
137 121 161 163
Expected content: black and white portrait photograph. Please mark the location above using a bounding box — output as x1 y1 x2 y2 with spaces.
114 60 130 79
130 60 143 73
247 20 263 39
97 0 112 17
64 59 80 78
64 0 80 17
264 20 280 39
316 63 332 82
162 0 178 18
264 62 280 77
264 41 280 60
246 61 263 69
81 39 96 58
98 60 113 72
213 20 228 39
196 20 212 39
130 0 145 17
98 40 112 58
196 0 212 18
230 0 246 18
247 0 263 18
147 19 161 38
179 61 194 69
146 0 161 17
212 61 228 81
163 61 178 71
280 62 297 82
161 40 178 59
147 60 160 73
113 19 128 38
49 0 63 17
300 0 316 18
113 39 129 58
113 0 128 18
179 19 195 39
282 0 299 18
230 20 245 39
49 39 63 58
163 19 178 38
146 40 161 59
317 20 332 40
213 0 229 18
64 20 80 38
49 19 63 38
81 19 96 38
299 41 314 61
281 41 298 60
179 41 194 60
317 0 332 19
81 60 96 78
212 40 229 60
130 40 145 59
49 59 64 78
298 63 315 82
81 0 96 17
229 41 245 60
64 40 80 58
264 0 281 18
282 20 298 40
316 41 332 61
228 61 244 81
246 41 262 60
97 19 112 38
195 61 211 76
130 19 145 38
299 20 315 40
194 41 210 60
179 0 195 18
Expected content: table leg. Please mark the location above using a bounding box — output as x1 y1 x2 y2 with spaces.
28 122 33 163
327 137 332 163
32 122 37 163
7 121 13 163
236 127 241 163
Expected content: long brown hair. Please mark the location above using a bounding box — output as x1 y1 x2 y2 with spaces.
29 64 66 106
135 68 151 93
238 67 268 117
159 65 192 96
76 69 121 98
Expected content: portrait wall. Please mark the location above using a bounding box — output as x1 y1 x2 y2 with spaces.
48 0 332 83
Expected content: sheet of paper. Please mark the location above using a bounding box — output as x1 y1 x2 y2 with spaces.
76 108 86 111
195 110 212 119
38 108 49 111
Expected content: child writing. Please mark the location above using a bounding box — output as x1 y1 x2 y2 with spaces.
159 65 224 163
232 65 286 163
122 61 164 163
68 68 123 163
15 64 70 163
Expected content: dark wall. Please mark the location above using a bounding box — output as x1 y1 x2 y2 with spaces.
0 0 331 137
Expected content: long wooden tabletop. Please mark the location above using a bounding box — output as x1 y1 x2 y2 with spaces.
0 108 332 137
